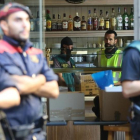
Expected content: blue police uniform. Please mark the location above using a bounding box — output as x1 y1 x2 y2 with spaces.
122 41 140 140
0 35 58 140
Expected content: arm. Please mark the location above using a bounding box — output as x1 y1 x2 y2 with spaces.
33 56 59 98
122 81 140 98
121 48 140 98
34 80 59 98
93 53 98 67
57 73 67 86
0 87 20 109
11 74 46 95
114 81 121 86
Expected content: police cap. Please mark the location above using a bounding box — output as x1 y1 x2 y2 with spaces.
0 2 32 20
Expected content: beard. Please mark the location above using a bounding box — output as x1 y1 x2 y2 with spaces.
8 26 29 42
105 43 116 52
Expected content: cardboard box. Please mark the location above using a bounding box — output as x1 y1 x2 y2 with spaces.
47 92 85 121
99 89 131 121
75 74 99 95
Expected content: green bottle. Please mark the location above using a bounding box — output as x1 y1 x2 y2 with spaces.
122 7 129 30
129 7 134 30
46 10 51 31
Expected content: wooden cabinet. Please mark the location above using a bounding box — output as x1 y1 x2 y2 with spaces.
47 121 100 140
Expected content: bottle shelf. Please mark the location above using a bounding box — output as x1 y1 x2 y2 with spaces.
14 0 133 6
45 0 133 6
30 30 134 38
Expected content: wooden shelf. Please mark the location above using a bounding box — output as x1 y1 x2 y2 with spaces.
45 0 133 6
15 0 133 6
30 30 134 38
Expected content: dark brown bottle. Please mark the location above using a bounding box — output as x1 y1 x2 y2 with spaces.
51 14 57 31
81 16 87 31
98 10 104 30
73 12 81 31
57 14 62 31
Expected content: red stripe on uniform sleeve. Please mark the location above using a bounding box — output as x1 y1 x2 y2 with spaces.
26 47 42 55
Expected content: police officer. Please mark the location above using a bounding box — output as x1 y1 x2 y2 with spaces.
53 37 75 91
121 41 140 140
0 2 59 140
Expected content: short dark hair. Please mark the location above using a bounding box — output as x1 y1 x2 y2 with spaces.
105 30 117 39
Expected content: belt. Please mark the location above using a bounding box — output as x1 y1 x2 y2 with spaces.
2 116 46 139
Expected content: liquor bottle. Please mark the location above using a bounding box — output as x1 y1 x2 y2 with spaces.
57 14 62 31
81 16 87 31
116 7 123 30
98 10 104 30
68 15 73 31
122 7 129 30
87 10 92 31
93 8 98 30
129 7 134 30
73 12 81 31
110 8 116 30
42 10 46 31
51 14 57 31
36 11 40 31
105 11 110 30
30 14 36 31
62 13 68 31
46 10 51 31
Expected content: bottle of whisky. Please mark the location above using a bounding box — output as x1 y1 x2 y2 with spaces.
36 11 40 31
116 7 123 30
62 13 68 31
98 10 104 30
57 14 62 31
81 16 87 31
129 7 134 30
122 7 129 30
30 14 36 31
110 8 116 30
73 12 81 31
93 8 98 30
87 10 92 31
46 10 51 31
51 14 57 31
68 15 73 31
105 11 110 30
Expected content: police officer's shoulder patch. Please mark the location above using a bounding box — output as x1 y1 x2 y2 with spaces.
30 55 39 63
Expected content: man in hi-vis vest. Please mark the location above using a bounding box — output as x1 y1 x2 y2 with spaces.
93 30 123 140
94 30 122 85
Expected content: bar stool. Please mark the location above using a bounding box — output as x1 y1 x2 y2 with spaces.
103 124 132 140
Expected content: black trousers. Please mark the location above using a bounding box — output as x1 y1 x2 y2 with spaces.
130 115 140 140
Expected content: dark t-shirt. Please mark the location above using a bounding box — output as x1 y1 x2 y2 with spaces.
121 48 140 105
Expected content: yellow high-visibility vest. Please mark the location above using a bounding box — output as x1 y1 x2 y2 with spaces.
98 49 122 83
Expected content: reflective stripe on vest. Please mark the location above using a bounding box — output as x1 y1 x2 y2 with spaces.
98 50 122 83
